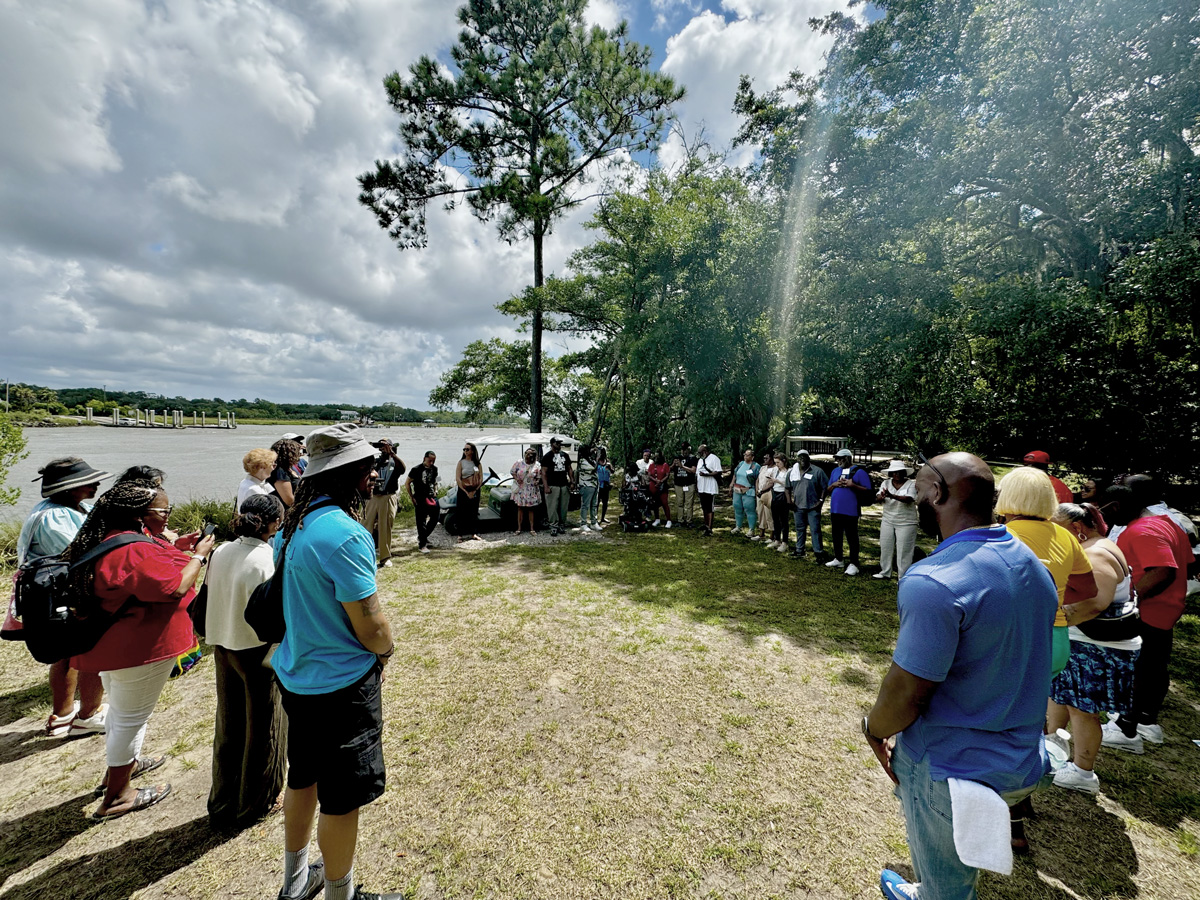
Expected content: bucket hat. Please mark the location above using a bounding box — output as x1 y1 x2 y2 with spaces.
301 424 377 479
886 460 912 475
36 458 113 497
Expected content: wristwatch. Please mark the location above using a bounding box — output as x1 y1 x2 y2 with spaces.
862 715 881 742
190 552 208 566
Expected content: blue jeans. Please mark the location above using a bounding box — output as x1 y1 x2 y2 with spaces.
580 485 598 526
793 507 823 554
892 740 1042 900
732 490 756 530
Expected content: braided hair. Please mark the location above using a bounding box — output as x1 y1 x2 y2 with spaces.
65 478 160 598
282 460 370 541
271 439 303 475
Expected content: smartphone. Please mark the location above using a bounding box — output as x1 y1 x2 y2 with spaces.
202 523 217 538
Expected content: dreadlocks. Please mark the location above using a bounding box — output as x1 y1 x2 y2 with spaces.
65 478 160 598
282 461 369 541
271 439 303 475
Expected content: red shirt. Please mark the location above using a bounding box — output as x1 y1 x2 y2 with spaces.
1049 476 1073 505
1116 515 1195 630
647 462 670 492
73 531 197 673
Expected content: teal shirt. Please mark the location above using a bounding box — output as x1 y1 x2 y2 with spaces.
273 502 379 695
734 461 760 489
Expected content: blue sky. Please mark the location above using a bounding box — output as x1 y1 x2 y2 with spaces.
0 0 852 408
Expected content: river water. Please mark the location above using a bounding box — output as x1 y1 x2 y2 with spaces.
4 424 532 521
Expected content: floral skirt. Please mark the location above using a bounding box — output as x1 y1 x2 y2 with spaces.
1050 639 1138 714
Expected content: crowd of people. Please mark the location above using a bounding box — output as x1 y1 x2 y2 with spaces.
9 428 1197 900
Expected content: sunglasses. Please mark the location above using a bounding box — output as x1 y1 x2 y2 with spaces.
146 505 173 517
917 451 948 489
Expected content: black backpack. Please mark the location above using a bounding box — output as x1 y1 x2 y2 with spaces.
244 499 337 644
10 534 155 664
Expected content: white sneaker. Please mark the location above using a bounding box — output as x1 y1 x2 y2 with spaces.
68 704 108 736
777 542 788 552
46 702 80 737
844 564 860 576
1101 721 1144 754
766 540 778 549
730 527 741 535
380 559 393 568
825 558 844 568
652 518 661 527
872 572 889 580
420 547 430 554
749 534 761 541
592 524 603 532
1136 723 1164 744
665 521 672 529
1053 761 1100 794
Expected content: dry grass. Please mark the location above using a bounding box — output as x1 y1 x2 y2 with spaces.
0 505 1196 899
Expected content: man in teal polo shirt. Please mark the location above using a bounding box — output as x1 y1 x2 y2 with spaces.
864 453 1057 900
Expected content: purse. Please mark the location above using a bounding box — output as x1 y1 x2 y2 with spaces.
244 499 337 644
1075 601 1140 642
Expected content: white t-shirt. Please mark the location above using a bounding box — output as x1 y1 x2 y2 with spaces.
237 474 273 511
696 453 722 494
772 465 788 493
637 458 651 475
204 536 275 651
880 478 919 525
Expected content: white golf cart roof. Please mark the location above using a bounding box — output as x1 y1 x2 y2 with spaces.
468 432 579 448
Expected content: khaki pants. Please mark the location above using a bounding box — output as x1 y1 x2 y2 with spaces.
362 493 398 563
674 485 697 525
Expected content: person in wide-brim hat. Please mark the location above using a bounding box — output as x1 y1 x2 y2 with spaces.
36 457 113 498
18 456 115 741
300 423 377 479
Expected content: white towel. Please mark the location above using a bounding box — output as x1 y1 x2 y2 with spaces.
947 778 1013 875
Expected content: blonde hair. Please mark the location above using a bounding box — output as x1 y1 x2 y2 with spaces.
243 448 277 474
995 466 1057 519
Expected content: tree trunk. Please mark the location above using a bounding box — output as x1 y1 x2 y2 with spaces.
587 349 621 447
531 217 544 433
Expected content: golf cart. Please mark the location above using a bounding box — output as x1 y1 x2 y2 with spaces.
438 432 580 535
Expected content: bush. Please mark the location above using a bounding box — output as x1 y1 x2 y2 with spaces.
172 496 238 542
0 519 20 574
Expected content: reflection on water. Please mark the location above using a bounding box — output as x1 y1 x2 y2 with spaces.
4 424 532 521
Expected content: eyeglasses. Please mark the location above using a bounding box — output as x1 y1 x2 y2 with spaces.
917 452 948 489
146 505 173 517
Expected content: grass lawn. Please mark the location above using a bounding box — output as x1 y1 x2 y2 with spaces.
0 504 1196 899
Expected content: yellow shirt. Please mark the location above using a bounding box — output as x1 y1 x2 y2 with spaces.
1006 518 1092 627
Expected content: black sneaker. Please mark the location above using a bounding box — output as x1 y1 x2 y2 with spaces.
353 888 406 900
278 862 324 900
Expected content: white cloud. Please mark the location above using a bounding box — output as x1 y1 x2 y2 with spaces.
585 0 629 30
659 0 847 168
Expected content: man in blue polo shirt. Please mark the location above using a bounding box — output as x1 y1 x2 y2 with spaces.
824 448 874 575
863 452 1057 900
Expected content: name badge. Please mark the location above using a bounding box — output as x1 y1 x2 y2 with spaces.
804 473 813 480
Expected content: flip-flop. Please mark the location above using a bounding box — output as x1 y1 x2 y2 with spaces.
92 783 172 820
93 755 168 796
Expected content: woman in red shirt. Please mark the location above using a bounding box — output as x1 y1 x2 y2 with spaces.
647 452 672 528
67 477 215 819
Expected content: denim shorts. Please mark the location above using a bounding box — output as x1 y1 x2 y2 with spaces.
279 663 385 816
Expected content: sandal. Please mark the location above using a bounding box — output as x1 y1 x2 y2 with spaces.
92 783 172 820
46 703 80 738
93 755 168 796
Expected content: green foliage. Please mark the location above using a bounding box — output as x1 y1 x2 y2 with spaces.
359 0 683 430
0 415 29 509
171 497 238 543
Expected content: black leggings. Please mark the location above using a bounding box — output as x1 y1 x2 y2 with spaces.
771 492 790 544
599 486 611 520
1118 621 1174 734
831 513 860 564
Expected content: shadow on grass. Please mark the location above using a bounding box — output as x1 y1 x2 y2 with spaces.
467 510 910 666
0 817 222 900
0 728 64 766
0 793 96 889
0 680 50 728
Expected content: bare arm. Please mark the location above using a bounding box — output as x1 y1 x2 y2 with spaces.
1064 570 1098 606
1063 552 1121 624
274 480 295 507
1136 566 1177 601
343 592 393 656
864 662 939 783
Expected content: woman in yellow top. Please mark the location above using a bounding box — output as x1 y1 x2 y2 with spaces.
995 467 1097 678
